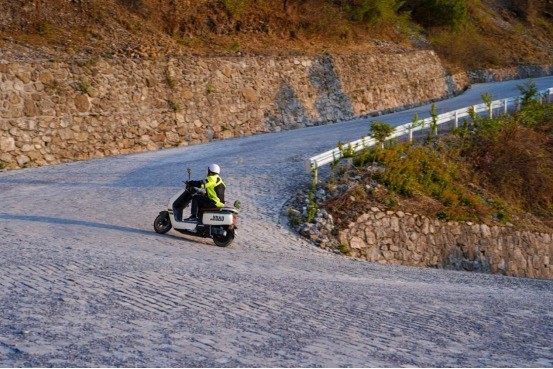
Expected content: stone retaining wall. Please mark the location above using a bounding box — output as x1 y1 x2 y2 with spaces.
449 64 553 89
0 50 453 169
339 207 552 279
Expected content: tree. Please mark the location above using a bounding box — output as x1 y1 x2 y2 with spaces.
481 92 494 118
517 80 538 107
370 121 395 149
405 0 468 29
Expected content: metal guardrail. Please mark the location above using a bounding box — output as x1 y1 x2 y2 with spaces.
305 87 553 181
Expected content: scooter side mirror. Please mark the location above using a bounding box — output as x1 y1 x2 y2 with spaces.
187 167 192 181
233 200 241 210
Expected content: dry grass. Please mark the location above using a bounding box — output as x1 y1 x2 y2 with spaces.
463 113 553 219
0 0 551 70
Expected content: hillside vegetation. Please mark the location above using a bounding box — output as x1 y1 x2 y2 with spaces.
319 87 553 233
0 0 552 71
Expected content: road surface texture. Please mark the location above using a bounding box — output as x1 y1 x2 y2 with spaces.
1 77 552 367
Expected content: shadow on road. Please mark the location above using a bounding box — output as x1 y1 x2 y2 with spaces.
0 213 153 236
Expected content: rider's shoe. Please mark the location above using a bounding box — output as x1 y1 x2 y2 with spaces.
184 216 198 222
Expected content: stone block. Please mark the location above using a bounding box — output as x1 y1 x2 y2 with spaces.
74 132 89 142
422 219 430 235
0 136 15 152
16 155 30 166
166 131 180 143
58 129 74 140
242 87 257 102
74 94 90 113
349 237 365 250
27 150 42 160
364 229 376 245
20 144 33 152
23 98 37 116
533 256 543 270
390 217 400 232
0 153 14 163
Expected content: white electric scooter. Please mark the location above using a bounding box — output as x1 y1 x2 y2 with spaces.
153 168 240 247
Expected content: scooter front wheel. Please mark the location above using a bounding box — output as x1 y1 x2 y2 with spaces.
154 211 172 234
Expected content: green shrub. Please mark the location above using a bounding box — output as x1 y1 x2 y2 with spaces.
222 0 250 17
228 40 241 52
167 99 180 112
288 214 301 227
371 143 484 220
369 121 395 148
206 85 216 95
406 0 468 29
337 141 355 158
36 21 55 37
337 243 349 254
307 166 319 222
517 80 538 107
165 73 176 89
78 78 92 95
345 0 405 24
326 100 553 225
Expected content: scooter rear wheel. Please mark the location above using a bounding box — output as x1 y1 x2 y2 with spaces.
213 231 234 247
154 211 172 234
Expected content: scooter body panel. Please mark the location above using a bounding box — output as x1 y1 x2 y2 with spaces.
202 211 234 226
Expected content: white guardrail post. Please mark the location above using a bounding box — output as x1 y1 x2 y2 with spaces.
306 86 553 180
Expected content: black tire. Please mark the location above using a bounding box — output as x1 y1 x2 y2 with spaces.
154 211 172 234
213 229 234 247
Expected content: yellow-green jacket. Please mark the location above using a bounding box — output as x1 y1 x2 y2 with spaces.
200 174 226 207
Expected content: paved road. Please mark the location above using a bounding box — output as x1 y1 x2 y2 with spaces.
1 77 552 367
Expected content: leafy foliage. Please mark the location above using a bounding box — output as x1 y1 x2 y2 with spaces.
517 80 538 106
372 142 484 220
369 121 395 147
222 0 251 17
404 0 468 29
340 0 407 24
325 98 553 228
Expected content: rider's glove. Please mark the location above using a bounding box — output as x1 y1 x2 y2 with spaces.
188 180 202 187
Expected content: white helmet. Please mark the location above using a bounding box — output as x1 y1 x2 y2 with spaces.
208 163 220 174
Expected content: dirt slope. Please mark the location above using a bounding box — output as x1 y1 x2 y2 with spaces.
1 0 552 71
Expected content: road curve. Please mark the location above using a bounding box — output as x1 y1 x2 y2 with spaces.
1 77 552 367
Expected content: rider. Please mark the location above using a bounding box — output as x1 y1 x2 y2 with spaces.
184 163 226 221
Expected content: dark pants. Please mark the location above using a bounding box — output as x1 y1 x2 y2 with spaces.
191 195 216 219
173 190 193 221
